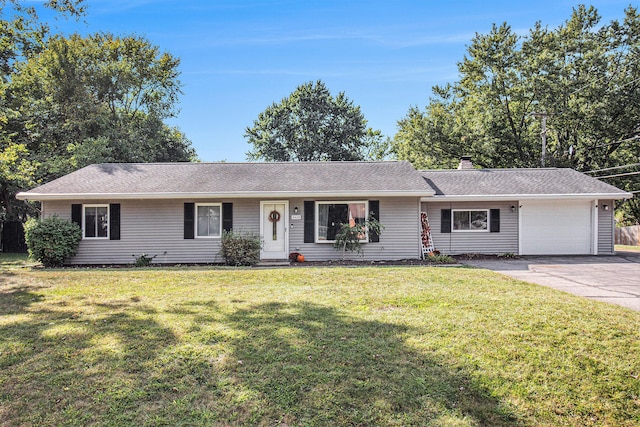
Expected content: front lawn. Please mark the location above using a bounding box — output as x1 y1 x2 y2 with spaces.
616 245 640 253
1 257 638 426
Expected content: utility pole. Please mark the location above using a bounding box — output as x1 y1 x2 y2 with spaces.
541 112 547 167
529 111 548 167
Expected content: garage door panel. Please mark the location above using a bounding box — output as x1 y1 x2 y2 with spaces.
520 200 593 255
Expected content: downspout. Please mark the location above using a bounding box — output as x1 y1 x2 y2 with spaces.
593 200 599 255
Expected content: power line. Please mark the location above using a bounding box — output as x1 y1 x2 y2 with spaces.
586 162 640 174
589 135 640 150
595 171 640 179
569 72 615 96
568 42 640 97
614 74 640 91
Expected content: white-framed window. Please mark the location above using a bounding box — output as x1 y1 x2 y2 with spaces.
83 204 109 239
196 203 222 238
316 201 368 242
452 209 488 232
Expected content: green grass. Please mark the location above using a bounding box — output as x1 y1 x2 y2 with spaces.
0 252 37 268
616 245 640 252
1 254 639 426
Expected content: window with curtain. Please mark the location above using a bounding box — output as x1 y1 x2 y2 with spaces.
317 201 367 241
84 205 109 238
452 210 488 231
196 204 222 237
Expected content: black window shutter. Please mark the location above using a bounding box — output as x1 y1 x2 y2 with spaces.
490 209 500 233
222 203 233 233
369 200 380 243
441 209 452 233
304 201 315 243
109 203 121 240
184 203 195 239
71 204 82 227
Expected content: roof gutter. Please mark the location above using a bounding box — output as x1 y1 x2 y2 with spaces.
17 190 435 201
420 193 633 202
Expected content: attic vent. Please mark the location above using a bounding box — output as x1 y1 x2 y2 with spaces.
457 156 474 170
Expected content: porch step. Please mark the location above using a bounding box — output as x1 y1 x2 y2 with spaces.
254 259 291 267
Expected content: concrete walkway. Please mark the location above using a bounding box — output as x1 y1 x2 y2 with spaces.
459 251 640 311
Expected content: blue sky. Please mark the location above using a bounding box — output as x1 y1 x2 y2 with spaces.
38 0 638 162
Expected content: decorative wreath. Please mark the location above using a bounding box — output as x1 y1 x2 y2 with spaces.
268 210 281 222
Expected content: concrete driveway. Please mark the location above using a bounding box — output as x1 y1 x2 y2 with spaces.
458 251 640 311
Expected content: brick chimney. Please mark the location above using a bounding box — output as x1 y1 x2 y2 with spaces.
457 156 473 170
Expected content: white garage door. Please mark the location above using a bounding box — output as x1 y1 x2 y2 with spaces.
520 200 593 255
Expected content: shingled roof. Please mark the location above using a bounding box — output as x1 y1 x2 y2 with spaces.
17 161 435 200
420 168 631 200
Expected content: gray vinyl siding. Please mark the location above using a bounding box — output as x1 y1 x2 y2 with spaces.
43 199 260 264
422 201 519 255
598 199 615 255
43 197 421 264
290 197 421 261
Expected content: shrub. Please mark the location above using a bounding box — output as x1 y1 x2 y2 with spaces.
427 254 457 264
132 253 158 267
220 230 261 266
498 252 519 259
333 213 384 260
24 216 82 267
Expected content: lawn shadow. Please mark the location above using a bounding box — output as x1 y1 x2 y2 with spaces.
0 283 526 425
221 301 523 426
0 286 43 315
0 293 178 425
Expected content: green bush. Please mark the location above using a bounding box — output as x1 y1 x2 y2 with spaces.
24 216 82 267
427 254 456 264
220 230 261 266
132 253 158 267
333 213 384 260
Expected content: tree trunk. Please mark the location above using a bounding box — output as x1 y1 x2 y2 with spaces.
1 186 15 221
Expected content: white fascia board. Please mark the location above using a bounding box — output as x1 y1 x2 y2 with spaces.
420 192 633 202
17 190 434 201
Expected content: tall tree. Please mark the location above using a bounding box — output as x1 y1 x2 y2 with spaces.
393 5 640 223
0 1 85 79
0 0 84 220
246 80 381 161
11 33 194 178
1 1 195 222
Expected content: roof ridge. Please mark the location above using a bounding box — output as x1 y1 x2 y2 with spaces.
419 167 562 172
94 160 407 166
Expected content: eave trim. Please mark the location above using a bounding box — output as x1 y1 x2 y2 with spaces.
420 193 632 202
17 190 435 201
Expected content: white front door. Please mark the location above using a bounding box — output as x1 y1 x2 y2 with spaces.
260 201 289 259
